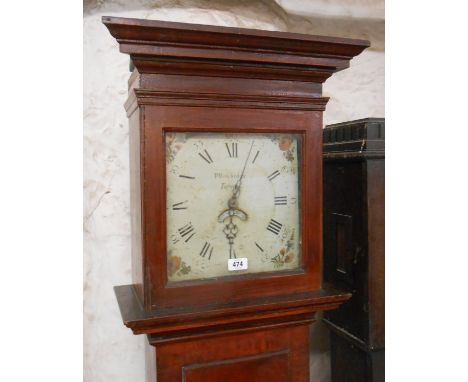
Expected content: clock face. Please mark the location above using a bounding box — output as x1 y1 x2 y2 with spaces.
166 132 302 282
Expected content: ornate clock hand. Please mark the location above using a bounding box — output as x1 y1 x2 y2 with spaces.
218 140 255 258
218 208 248 259
228 140 255 208
223 214 239 259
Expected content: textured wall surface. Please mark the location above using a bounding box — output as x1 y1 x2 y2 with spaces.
83 1 384 381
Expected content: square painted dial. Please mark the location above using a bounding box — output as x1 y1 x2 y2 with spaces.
166 132 302 282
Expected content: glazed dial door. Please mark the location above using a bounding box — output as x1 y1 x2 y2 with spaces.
166 132 302 282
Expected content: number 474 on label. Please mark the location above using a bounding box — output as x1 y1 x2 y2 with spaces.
228 258 248 271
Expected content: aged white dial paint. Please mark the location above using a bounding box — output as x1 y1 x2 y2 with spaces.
166 132 301 282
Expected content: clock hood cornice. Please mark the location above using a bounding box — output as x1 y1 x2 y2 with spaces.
102 16 369 83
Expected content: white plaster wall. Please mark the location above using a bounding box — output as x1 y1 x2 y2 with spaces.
84 1 384 381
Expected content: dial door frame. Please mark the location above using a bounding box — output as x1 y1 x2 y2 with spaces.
139 103 323 309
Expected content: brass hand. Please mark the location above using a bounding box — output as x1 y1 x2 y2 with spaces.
227 140 255 208
218 141 255 258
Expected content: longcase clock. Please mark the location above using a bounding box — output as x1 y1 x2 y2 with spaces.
103 16 369 382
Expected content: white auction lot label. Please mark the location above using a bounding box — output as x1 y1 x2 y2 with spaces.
228 258 248 271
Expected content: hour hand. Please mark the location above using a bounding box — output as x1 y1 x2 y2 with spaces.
217 208 248 223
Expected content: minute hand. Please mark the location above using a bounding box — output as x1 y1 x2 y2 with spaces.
229 140 255 207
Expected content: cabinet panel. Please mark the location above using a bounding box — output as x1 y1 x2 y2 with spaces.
153 324 310 382
323 118 385 382
323 160 368 342
184 351 289 382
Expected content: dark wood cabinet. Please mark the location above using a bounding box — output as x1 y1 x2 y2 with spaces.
103 16 370 381
323 118 385 381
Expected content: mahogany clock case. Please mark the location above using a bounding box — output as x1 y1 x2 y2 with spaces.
102 16 370 311
103 16 372 382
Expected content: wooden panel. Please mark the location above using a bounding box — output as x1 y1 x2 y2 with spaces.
367 159 385 350
323 118 385 357
129 106 144 303
138 74 323 98
323 160 368 342
152 324 310 382
331 213 354 285
330 331 384 382
145 338 157 382
183 351 289 382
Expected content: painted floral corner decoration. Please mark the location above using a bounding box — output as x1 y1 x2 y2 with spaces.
178 261 191 276
271 230 295 268
270 134 297 174
168 253 191 277
167 254 181 276
166 133 186 163
278 135 295 162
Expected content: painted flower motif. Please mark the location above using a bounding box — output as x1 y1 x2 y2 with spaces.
272 249 295 267
271 229 295 267
166 133 186 163
177 261 191 276
166 133 176 144
285 150 295 162
168 255 181 276
284 251 294 263
279 136 293 151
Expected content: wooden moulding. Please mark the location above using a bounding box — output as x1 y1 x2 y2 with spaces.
115 284 351 343
124 88 330 117
323 118 385 159
102 16 369 83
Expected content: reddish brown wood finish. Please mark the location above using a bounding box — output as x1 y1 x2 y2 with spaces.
103 16 368 381
103 17 369 311
114 284 350 381
148 324 311 382
114 284 351 337
183 352 289 382
103 16 369 83
143 106 322 308
128 107 144 299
